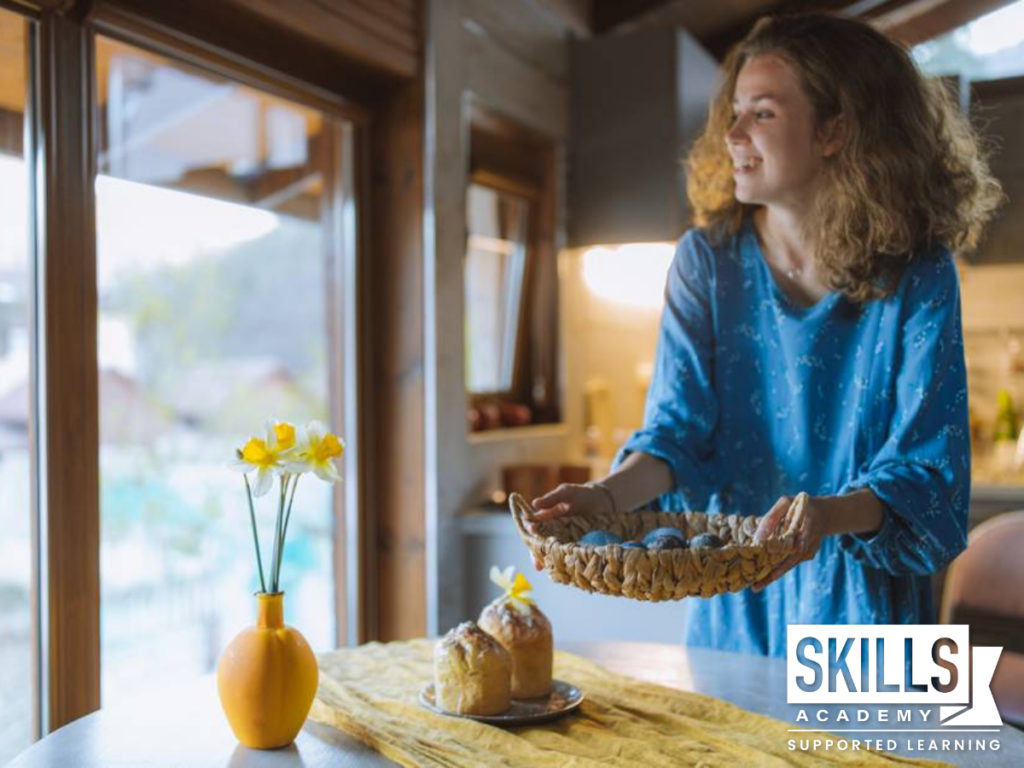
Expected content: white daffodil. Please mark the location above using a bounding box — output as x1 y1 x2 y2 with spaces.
269 419 297 452
489 565 534 613
231 418 344 595
230 420 295 496
285 421 344 483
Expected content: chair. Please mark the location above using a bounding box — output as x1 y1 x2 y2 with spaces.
941 511 1024 728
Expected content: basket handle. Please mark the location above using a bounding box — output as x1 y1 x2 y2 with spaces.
508 492 540 544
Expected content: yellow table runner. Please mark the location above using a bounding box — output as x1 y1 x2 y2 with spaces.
310 640 950 768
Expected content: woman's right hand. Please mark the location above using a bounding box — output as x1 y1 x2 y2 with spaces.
525 483 615 569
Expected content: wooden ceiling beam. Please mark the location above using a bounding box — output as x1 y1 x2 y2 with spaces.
591 0 671 35
700 1 860 58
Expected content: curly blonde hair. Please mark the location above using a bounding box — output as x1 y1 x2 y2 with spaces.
686 13 1004 302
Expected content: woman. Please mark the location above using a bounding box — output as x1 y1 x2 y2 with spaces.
528 13 1003 657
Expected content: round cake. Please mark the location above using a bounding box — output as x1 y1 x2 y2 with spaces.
433 621 511 715
478 597 553 699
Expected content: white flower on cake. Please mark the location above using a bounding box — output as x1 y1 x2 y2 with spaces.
489 565 536 614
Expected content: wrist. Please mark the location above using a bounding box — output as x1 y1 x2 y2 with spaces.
812 495 842 537
815 490 884 537
586 481 618 515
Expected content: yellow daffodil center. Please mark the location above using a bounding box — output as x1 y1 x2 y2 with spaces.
241 438 277 468
490 566 534 611
274 422 296 450
310 432 344 462
507 572 534 605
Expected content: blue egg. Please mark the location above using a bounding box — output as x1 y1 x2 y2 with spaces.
647 535 686 551
579 529 622 546
621 541 645 550
689 532 725 549
641 526 687 547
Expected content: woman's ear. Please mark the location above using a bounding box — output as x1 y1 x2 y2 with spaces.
820 114 846 158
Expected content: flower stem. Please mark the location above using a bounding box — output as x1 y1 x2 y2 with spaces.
275 474 301 590
243 474 267 594
269 475 287 593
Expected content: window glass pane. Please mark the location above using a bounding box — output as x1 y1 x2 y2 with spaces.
912 0 1024 80
0 9 34 764
95 37 343 705
464 183 528 394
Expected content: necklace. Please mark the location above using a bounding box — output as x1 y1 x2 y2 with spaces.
785 265 802 280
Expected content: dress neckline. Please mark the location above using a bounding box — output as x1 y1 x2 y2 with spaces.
744 214 839 320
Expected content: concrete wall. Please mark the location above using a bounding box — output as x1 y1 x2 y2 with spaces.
424 0 581 634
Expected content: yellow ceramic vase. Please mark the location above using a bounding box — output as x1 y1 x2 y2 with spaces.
217 592 319 749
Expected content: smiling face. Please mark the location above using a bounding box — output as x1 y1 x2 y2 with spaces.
726 53 834 210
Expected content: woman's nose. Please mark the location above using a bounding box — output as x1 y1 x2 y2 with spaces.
725 114 749 146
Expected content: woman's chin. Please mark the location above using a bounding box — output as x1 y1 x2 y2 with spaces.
733 189 761 205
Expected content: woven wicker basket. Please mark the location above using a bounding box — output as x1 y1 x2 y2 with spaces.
508 492 798 600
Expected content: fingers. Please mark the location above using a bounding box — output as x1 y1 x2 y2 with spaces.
753 495 792 544
528 502 572 522
527 484 583 529
782 492 809 536
533 484 572 510
752 494 812 590
527 483 583 569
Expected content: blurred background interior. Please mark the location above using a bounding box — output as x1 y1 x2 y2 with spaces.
2 0 1024 761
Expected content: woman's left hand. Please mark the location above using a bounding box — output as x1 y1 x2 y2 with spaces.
751 492 828 591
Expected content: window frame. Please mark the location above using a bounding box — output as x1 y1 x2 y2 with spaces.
465 101 561 430
0 3 43 752
17 2 369 734
464 168 540 404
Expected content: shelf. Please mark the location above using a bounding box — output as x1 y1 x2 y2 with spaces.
467 422 569 445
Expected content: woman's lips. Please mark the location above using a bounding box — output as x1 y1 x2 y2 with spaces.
733 157 762 176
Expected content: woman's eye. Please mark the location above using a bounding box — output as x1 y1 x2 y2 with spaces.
755 111 773 120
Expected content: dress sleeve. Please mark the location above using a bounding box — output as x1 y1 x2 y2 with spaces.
838 251 970 575
617 230 719 509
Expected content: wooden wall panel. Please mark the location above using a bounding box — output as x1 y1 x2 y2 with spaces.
369 78 427 641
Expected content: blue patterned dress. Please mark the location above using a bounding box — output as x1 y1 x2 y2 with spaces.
619 214 970 658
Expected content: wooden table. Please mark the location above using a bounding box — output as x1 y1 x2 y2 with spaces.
6 642 1022 767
